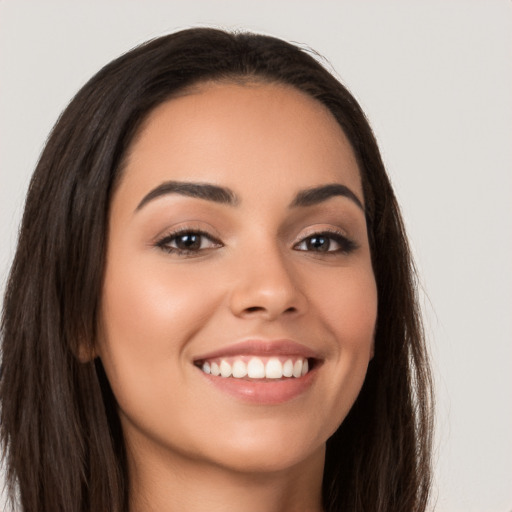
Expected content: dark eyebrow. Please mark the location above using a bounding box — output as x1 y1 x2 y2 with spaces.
135 180 363 213
135 181 239 211
290 183 364 211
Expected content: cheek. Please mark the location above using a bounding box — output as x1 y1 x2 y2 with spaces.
96 255 229 451
310 264 377 349
304 264 377 430
96 255 222 406
100 256 219 353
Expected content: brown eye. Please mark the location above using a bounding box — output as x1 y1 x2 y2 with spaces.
174 233 202 251
156 230 222 255
294 231 357 255
305 235 331 252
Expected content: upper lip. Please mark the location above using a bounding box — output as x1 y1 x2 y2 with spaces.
193 339 321 362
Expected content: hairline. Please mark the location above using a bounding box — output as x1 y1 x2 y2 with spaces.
113 74 366 210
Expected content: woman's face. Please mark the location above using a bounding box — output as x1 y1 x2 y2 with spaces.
98 82 377 475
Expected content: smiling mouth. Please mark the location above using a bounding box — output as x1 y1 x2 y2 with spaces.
194 355 315 380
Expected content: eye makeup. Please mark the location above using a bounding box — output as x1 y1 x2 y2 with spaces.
293 228 358 255
153 224 358 259
155 227 223 256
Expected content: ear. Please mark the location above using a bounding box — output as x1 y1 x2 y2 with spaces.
76 341 98 363
77 318 105 362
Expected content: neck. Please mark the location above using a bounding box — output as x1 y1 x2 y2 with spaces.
127 440 325 512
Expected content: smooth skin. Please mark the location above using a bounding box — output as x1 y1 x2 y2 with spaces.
97 82 378 512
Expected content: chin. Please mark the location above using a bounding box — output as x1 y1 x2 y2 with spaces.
191 416 332 475
210 442 325 475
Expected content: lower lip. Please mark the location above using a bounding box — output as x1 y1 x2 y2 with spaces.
198 367 317 405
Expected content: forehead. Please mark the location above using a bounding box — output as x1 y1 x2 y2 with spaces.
118 81 363 207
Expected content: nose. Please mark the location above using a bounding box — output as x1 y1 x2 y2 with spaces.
228 243 308 321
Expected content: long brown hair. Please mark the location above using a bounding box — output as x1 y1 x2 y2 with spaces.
0 28 433 512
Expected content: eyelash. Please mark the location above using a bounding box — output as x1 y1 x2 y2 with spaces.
155 228 223 256
294 230 358 255
155 228 357 257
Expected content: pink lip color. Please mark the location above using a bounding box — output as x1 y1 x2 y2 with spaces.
193 339 320 362
194 339 320 405
200 368 317 405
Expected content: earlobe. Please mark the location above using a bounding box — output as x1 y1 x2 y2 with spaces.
76 342 98 363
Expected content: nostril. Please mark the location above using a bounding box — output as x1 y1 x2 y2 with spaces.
245 306 265 313
230 283 307 319
244 305 297 315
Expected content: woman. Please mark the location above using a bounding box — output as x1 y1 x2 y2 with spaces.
0 28 433 512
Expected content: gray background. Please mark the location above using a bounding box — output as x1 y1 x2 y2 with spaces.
1 1 511 510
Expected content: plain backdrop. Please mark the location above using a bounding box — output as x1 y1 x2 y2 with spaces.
1 1 511 511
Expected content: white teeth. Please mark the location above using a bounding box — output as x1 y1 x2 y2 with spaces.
265 358 283 379
200 356 311 379
283 359 294 377
210 362 220 376
247 357 266 378
232 360 247 378
293 359 303 378
220 360 232 378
